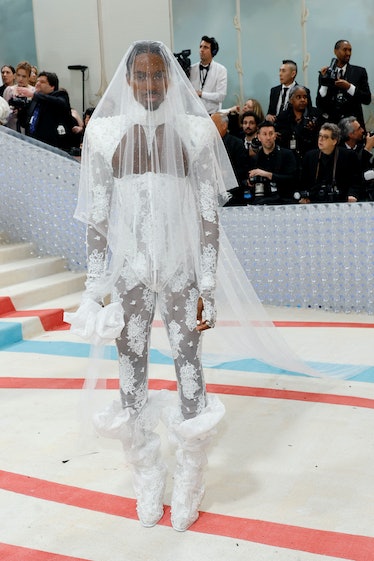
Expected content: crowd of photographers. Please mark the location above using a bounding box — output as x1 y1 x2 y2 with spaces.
1 37 374 203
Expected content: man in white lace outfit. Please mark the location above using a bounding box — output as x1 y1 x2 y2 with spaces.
67 40 236 532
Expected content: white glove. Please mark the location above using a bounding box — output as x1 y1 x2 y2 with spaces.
64 299 125 345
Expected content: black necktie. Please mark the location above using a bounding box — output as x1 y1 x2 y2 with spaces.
280 87 289 111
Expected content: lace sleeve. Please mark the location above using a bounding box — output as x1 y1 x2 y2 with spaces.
195 144 221 327
81 139 113 303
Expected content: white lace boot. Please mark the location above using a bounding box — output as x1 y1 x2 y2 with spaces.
164 395 225 532
94 397 168 528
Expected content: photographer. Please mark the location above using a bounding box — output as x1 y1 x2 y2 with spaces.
18 71 74 151
339 116 374 201
247 120 297 204
3 61 35 132
276 85 321 181
300 123 362 203
189 35 227 114
316 40 371 130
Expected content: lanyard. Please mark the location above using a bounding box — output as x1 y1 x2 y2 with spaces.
199 64 210 90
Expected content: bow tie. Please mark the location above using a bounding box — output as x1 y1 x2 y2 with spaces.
200 63 210 71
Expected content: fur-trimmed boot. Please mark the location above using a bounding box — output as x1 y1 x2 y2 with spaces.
164 395 225 532
94 394 168 527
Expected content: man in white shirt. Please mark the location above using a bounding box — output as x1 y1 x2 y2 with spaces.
190 35 227 114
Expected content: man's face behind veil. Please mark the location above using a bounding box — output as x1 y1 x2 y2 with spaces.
128 52 168 111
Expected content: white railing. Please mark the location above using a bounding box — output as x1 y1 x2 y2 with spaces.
1 128 373 313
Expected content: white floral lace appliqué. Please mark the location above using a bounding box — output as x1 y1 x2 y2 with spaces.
180 361 200 400
199 181 217 223
168 320 184 359
87 248 105 278
119 354 136 395
127 314 148 356
185 287 199 331
91 182 110 223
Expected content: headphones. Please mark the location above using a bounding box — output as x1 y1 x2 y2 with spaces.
201 36 219 57
210 37 219 57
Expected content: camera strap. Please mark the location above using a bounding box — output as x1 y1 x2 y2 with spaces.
315 147 338 186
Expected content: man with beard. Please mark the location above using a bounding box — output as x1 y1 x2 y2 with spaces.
247 120 297 204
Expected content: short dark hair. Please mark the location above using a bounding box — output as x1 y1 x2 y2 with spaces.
38 71 59 90
240 110 260 125
257 120 275 131
321 122 341 142
335 39 350 50
1 64 16 74
282 59 297 73
201 36 219 57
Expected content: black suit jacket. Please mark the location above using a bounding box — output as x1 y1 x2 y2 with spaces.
301 146 363 201
267 83 312 117
316 63 371 128
26 90 73 150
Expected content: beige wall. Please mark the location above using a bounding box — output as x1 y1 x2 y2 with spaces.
32 0 172 114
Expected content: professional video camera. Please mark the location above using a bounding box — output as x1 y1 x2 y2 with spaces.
320 57 339 87
173 49 191 78
9 96 29 109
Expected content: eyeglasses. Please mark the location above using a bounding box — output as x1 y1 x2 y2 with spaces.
318 134 332 140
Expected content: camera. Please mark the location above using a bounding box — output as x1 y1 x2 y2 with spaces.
250 136 262 151
317 183 340 203
10 96 28 109
320 57 338 87
250 175 270 197
173 49 191 78
304 116 317 129
294 190 310 201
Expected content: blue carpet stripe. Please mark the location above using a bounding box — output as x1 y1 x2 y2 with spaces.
1 321 374 382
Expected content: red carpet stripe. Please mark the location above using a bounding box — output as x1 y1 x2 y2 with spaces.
0 543 90 561
1 377 374 410
1 470 373 561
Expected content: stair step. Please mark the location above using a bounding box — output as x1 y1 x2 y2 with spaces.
27 291 84 314
0 271 86 309
0 256 67 288
0 242 35 264
0 232 10 244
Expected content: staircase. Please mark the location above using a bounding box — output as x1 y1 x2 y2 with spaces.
0 235 86 347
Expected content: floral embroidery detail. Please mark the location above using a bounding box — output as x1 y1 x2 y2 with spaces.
142 287 154 313
91 183 110 223
185 287 199 331
119 354 136 395
201 244 217 288
120 262 139 291
180 361 200 399
127 314 148 356
87 248 105 278
169 269 189 292
199 181 217 223
168 320 183 359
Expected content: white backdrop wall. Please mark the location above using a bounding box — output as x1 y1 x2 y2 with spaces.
173 0 374 128
31 0 172 114
1 0 373 126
